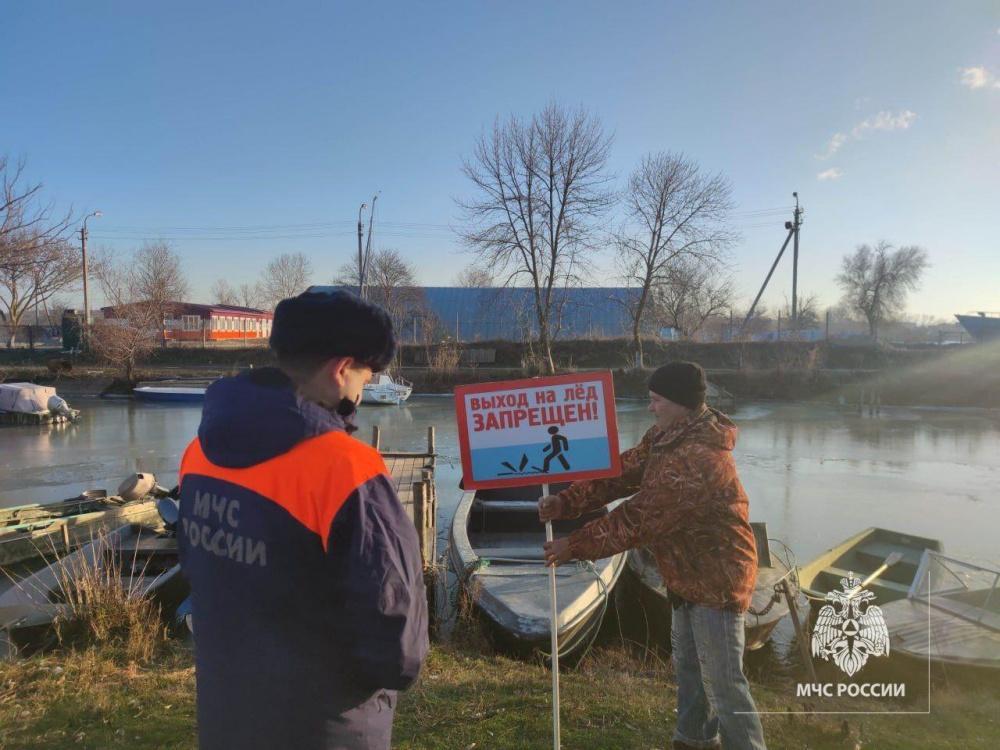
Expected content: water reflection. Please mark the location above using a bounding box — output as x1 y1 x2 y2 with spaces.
1 397 998 564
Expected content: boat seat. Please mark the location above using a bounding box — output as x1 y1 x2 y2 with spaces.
473 546 547 561
855 542 923 569
472 499 540 511
822 566 911 595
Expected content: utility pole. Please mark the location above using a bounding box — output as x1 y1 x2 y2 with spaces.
357 202 367 298
362 192 379 298
80 210 102 330
740 192 803 338
791 192 803 332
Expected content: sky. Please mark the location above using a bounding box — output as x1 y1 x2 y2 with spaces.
2 1 998 319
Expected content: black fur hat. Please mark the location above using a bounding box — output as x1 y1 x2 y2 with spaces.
648 361 706 410
269 290 396 372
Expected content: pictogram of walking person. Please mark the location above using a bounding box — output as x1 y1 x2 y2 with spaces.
540 426 570 473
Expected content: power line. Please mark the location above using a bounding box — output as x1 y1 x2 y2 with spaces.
94 207 788 238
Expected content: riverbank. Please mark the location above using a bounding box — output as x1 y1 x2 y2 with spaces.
2 339 999 407
1 641 997 749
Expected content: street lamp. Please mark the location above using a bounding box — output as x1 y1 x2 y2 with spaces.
80 210 102 327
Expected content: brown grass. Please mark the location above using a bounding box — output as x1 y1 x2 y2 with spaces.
427 339 461 375
11 530 172 663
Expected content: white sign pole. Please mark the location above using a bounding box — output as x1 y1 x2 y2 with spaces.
543 482 561 750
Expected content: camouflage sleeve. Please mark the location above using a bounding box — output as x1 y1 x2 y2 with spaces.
566 442 720 561
556 426 658 519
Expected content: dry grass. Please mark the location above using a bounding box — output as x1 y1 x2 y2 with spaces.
1 639 999 749
427 340 461 375
2 530 170 664
0 642 196 749
52 532 168 663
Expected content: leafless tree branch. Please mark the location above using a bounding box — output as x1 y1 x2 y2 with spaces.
457 103 613 373
836 241 929 340
616 152 736 364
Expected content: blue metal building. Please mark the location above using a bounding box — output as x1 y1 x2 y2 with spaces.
307 286 635 342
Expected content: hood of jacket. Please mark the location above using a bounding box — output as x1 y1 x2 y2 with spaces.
656 406 737 453
197 367 355 468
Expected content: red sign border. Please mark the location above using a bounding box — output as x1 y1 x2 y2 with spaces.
454 371 622 490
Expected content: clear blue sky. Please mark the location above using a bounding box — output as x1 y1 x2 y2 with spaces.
3 1 997 318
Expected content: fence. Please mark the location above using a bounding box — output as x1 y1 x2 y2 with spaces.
0 325 63 349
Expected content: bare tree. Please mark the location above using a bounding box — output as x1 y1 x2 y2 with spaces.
211 278 238 306
336 248 426 340
260 252 313 308
458 103 613 373
454 264 494 287
212 277 264 308
837 241 929 340
0 157 77 345
127 242 187 348
781 292 821 332
133 241 188 317
746 306 775 339
236 282 263 309
90 251 162 382
0 230 80 347
648 257 734 341
616 152 736 365
1 156 73 255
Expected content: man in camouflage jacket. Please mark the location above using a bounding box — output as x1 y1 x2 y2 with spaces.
541 361 767 750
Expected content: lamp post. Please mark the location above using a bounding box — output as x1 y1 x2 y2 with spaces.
80 210 102 327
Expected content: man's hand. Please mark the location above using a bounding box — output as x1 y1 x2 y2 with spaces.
538 494 562 523
543 537 573 567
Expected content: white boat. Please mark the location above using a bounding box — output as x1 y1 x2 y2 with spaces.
449 483 626 662
362 373 412 405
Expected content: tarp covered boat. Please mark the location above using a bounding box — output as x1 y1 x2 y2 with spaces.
0 382 79 425
449 483 625 661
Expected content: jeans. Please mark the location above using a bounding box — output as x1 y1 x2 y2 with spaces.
670 603 767 750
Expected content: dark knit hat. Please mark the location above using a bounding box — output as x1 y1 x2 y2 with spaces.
270 290 396 372
648 361 706 410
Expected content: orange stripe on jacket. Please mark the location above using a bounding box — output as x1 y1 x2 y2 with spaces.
180 431 389 549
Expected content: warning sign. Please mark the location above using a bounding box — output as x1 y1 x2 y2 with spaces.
455 372 621 489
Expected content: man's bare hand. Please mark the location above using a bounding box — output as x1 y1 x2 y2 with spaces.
543 537 573 567
537 494 562 523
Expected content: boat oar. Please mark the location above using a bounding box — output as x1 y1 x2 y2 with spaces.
853 552 904 593
542 483 561 750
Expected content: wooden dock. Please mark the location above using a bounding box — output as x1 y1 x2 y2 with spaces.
372 425 437 568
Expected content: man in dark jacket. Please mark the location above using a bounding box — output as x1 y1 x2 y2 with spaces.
178 290 428 750
540 362 766 750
